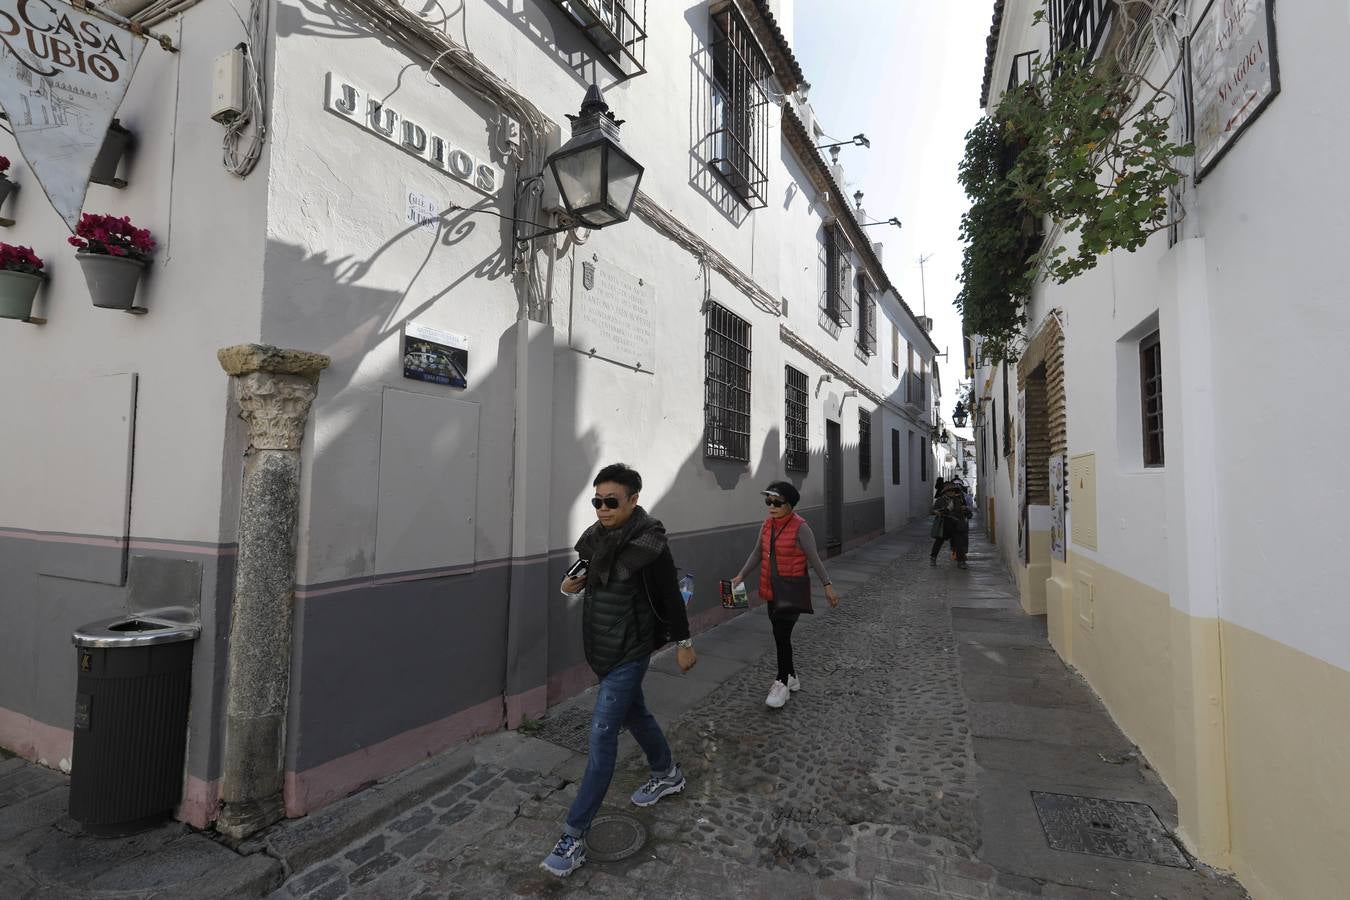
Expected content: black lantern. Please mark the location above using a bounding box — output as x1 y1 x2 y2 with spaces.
952 401 969 428
545 84 643 229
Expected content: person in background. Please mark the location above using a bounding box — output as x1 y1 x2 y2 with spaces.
730 481 839 709
931 479 973 569
933 476 946 497
541 463 697 878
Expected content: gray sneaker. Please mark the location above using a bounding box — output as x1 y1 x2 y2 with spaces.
631 764 686 807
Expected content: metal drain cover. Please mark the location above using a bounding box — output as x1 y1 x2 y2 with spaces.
534 703 593 753
585 812 648 862
1032 792 1190 869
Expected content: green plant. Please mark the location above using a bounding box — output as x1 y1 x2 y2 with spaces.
957 2 1192 363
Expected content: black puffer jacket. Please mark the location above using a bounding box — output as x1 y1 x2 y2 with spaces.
582 545 689 677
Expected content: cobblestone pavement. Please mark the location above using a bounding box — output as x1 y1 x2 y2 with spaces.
271 522 1250 900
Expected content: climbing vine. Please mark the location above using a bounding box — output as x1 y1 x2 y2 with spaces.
958 2 1193 363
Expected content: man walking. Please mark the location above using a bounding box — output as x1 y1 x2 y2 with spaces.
541 463 698 877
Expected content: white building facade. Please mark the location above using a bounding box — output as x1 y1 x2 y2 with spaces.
0 0 942 829
972 3 1349 898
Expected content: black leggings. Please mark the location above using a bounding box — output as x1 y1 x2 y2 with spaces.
931 522 970 561
771 609 799 682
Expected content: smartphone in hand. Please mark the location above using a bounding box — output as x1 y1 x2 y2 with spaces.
565 558 589 579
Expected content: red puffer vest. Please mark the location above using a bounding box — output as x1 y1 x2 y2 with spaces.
759 513 807 601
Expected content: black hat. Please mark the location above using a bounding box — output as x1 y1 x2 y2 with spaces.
762 481 801 507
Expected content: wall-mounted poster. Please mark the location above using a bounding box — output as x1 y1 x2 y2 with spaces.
1190 0 1280 180
1049 454 1066 562
1016 388 1028 565
403 321 468 388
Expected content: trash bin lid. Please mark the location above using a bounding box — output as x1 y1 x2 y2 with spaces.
72 614 200 648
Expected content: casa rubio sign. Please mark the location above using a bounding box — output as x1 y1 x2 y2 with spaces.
324 73 503 196
0 0 146 230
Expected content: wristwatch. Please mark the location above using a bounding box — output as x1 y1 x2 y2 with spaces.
677 639 694 649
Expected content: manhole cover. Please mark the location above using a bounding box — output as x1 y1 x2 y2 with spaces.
585 812 647 862
1031 792 1190 869
534 703 593 753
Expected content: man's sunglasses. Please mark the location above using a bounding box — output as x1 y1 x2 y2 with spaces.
591 497 622 510
764 498 787 508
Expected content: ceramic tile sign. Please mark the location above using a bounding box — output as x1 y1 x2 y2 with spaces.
1050 453 1066 563
406 188 442 234
403 321 468 388
1190 0 1280 179
0 0 148 230
569 256 656 373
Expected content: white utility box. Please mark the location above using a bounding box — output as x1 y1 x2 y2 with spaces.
211 48 245 124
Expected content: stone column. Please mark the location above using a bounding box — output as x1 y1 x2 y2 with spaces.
215 344 329 840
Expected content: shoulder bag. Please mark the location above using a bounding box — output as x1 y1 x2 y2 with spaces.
768 522 815 616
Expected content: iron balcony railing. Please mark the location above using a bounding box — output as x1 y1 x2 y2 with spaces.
549 0 648 80
1049 0 1114 64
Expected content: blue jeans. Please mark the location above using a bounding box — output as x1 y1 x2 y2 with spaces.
563 655 672 836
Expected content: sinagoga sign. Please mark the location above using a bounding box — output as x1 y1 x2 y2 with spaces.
324 73 503 196
0 0 146 229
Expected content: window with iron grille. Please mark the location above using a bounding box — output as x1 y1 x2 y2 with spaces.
1048 0 1114 65
856 276 877 356
1140 330 1164 467
704 301 752 461
823 224 853 326
709 1 770 209
549 0 648 79
891 326 901 378
785 365 809 472
858 410 872 482
891 428 901 485
920 433 928 482
1007 50 1035 91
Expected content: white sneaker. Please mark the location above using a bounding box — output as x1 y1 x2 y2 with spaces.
786 675 801 693
765 680 790 708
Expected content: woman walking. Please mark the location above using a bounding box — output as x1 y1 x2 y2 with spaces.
730 482 839 709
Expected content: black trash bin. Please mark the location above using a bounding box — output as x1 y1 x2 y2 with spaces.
70 613 199 836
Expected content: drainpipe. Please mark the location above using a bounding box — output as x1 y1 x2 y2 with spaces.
214 344 330 840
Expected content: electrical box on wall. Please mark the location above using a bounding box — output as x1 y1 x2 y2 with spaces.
211 48 245 124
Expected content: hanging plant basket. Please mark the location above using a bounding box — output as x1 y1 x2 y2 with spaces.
0 269 44 320
77 251 146 310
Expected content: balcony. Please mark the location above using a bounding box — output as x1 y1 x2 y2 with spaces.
1049 0 1113 64
549 0 648 80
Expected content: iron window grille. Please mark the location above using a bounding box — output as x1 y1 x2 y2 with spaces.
858 410 872 482
920 434 928 482
856 275 877 357
1140 330 1164 467
823 224 853 327
704 301 752 462
891 326 901 378
891 428 901 485
709 1 770 209
1007 50 1036 91
1049 0 1114 66
549 0 648 79
785 365 809 472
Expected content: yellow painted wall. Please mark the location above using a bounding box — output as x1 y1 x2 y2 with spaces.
1064 552 1178 788
1222 620 1350 900
1040 551 1350 899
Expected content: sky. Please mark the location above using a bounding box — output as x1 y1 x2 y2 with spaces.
792 2 991 438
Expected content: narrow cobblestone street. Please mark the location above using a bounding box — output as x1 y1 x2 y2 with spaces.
267 521 1249 900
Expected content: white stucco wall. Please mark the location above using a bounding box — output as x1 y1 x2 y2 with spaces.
0 3 270 544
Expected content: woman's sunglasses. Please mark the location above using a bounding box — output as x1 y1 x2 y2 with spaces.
591 497 622 510
764 498 787 508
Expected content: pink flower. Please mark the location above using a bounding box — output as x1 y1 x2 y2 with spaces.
0 156 10 174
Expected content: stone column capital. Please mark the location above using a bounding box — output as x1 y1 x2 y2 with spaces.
218 345 331 452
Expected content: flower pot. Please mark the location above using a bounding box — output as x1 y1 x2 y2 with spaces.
0 175 15 210
77 251 146 310
0 269 44 320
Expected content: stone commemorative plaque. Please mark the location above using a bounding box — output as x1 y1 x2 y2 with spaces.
569 256 656 372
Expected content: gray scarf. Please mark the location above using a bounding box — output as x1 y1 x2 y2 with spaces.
575 507 668 587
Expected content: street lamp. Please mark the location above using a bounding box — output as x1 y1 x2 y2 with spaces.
816 133 870 152
952 402 969 428
859 217 902 229
516 84 644 241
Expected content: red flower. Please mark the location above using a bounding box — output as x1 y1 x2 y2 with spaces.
0 156 10 174
0 241 44 273
72 212 155 261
